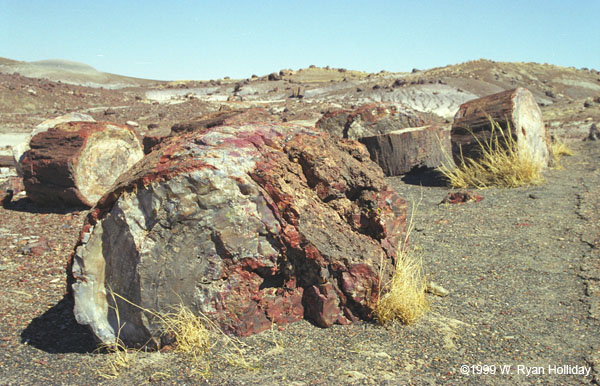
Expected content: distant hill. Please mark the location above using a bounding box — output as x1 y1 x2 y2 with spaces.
0 57 160 89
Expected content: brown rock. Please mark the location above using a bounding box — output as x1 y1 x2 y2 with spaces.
170 108 280 135
70 123 406 346
21 122 144 207
440 190 484 204
358 125 452 176
315 103 426 139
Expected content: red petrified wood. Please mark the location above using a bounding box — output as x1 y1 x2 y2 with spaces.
21 121 144 207
69 123 407 347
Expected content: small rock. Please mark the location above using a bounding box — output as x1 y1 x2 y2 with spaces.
126 121 139 127
426 281 450 297
27 88 37 95
587 123 600 141
104 108 116 115
528 193 540 199
393 79 406 87
440 191 483 204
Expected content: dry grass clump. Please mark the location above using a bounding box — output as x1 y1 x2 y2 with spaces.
94 339 137 380
438 120 545 188
93 291 139 379
159 303 212 377
375 199 428 325
95 291 255 380
549 137 574 169
550 140 574 157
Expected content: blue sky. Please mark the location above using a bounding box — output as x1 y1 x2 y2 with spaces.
1 0 599 80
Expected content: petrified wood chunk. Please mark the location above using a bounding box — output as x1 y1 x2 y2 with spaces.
316 103 425 139
452 87 549 165
170 108 280 135
12 112 96 176
21 122 144 207
70 123 407 346
358 125 452 176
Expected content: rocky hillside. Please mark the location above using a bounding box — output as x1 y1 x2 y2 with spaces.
0 58 598 141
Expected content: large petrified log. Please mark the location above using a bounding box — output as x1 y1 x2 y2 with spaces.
21 122 144 207
316 103 450 176
316 103 425 139
171 107 280 135
452 87 549 165
358 125 451 176
70 123 407 346
12 112 96 176
143 108 282 155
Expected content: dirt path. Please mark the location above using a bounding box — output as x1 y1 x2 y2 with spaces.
0 142 598 385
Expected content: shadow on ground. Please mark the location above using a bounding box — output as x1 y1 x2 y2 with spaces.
21 295 97 354
3 197 87 215
400 167 448 187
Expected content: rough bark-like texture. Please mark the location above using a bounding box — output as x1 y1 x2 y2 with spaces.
170 108 280 135
142 128 172 154
12 112 95 176
316 103 425 139
358 125 452 176
452 87 549 165
69 123 407 346
0 156 15 168
21 122 144 207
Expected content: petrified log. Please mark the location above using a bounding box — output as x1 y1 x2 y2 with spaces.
21 122 144 207
142 127 171 154
358 125 452 176
0 155 15 168
452 87 549 165
70 123 406 346
12 112 95 176
316 103 425 139
171 108 280 135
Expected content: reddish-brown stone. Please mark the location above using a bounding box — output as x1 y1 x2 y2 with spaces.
70 123 407 345
21 121 144 207
170 107 280 135
315 102 426 139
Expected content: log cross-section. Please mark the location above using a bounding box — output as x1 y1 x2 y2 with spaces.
451 87 549 166
21 121 144 207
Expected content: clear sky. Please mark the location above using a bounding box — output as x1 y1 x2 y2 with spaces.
1 0 599 81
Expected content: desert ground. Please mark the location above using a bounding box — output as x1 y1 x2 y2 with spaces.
0 57 599 385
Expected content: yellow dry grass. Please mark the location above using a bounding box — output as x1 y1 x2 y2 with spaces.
549 137 574 169
438 120 545 188
95 290 256 380
375 197 429 325
93 291 138 380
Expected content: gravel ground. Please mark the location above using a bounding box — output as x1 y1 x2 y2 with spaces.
0 141 598 386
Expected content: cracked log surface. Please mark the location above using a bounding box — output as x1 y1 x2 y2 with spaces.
451 87 549 165
358 125 452 176
315 102 425 140
69 123 407 346
21 121 144 207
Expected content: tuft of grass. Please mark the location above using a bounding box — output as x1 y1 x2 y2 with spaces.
375 197 429 325
96 290 257 380
94 339 138 380
438 120 545 188
159 303 212 377
549 137 574 169
93 291 139 380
